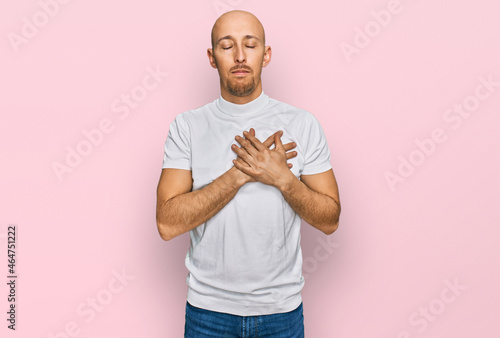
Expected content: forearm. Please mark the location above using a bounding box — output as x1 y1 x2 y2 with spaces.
280 172 341 235
157 167 245 241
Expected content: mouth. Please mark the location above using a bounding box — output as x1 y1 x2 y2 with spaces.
231 69 250 75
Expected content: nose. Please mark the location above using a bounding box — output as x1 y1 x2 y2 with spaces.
235 44 246 63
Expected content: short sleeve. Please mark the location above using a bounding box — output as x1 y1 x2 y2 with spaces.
162 114 192 170
301 113 332 175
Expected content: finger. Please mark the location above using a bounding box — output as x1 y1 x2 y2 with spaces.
262 130 280 148
282 140 297 152
285 150 298 160
274 131 284 151
234 155 251 168
235 134 260 158
250 128 255 136
231 143 253 164
243 130 267 151
232 157 252 175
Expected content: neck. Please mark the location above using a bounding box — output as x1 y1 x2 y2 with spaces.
220 80 263 104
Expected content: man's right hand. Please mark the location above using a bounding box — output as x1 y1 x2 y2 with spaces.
232 128 298 184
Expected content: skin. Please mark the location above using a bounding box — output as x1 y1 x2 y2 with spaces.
207 10 270 104
156 129 298 241
156 10 340 241
232 128 341 235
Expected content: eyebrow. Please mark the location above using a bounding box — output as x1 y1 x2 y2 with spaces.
215 35 261 46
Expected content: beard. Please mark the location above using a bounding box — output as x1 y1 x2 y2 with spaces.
226 75 256 97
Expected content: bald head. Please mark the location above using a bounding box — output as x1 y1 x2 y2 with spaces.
211 10 266 51
207 10 271 102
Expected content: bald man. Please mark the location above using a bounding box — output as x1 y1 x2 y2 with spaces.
156 10 341 337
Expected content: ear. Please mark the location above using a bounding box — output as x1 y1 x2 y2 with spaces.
207 48 217 69
262 46 272 68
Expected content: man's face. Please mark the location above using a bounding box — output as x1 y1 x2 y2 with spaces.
208 12 271 99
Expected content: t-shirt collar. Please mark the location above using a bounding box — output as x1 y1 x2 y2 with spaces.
216 90 269 116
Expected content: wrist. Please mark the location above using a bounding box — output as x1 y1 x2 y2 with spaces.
277 170 297 193
228 166 248 188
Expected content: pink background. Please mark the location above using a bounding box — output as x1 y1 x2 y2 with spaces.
1 0 499 337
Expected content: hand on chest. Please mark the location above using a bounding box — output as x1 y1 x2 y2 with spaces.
191 123 304 190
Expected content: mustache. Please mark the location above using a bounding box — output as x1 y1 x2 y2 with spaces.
230 65 252 72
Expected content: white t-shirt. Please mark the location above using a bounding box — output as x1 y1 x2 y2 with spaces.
162 90 332 316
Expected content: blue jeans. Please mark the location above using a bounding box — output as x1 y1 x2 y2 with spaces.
184 301 305 337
